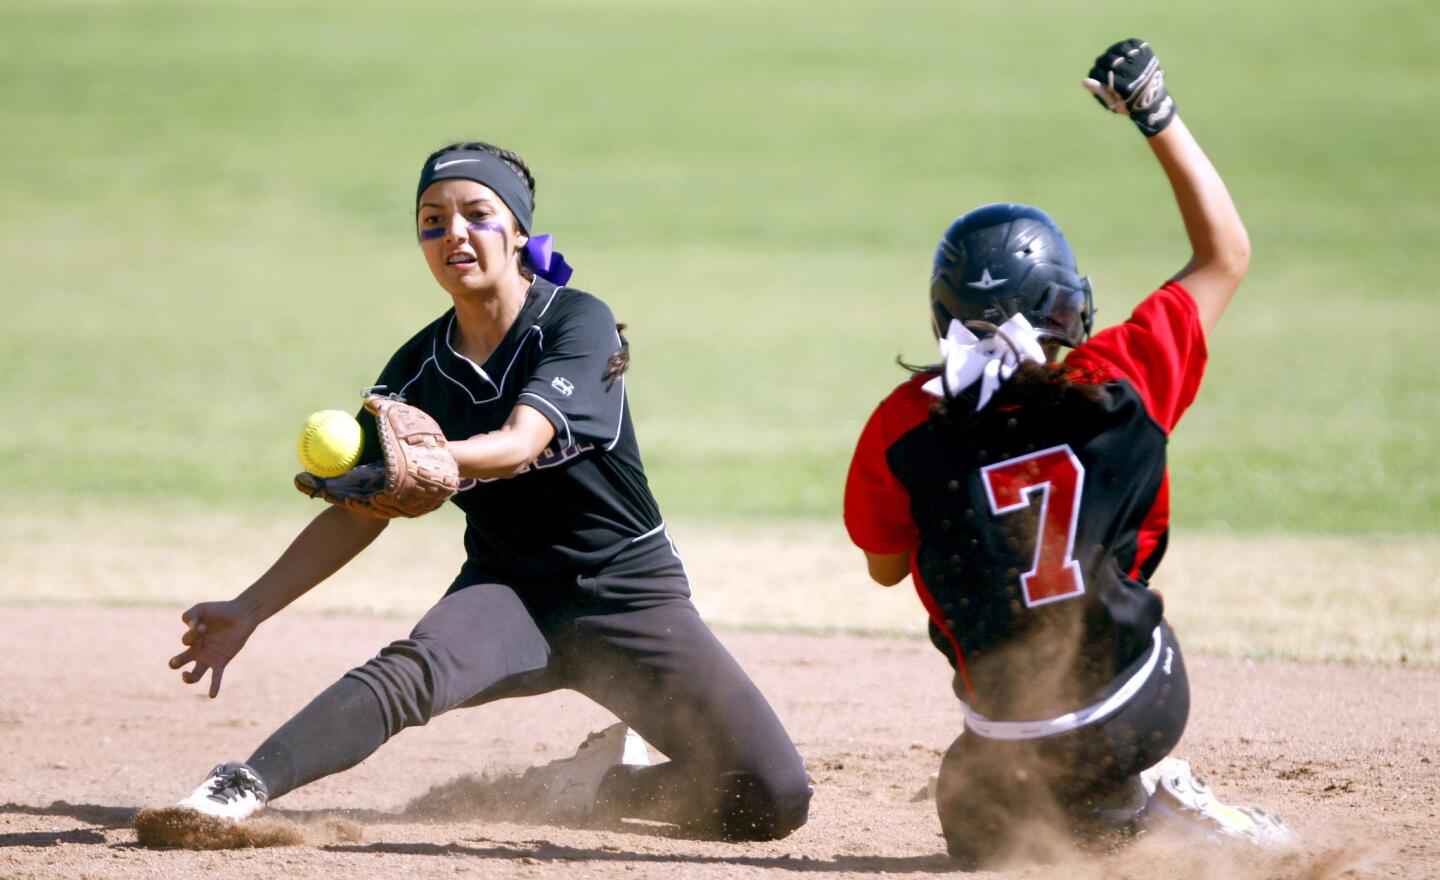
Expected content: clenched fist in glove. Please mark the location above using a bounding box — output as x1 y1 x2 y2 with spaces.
295 393 460 518
1084 39 1176 137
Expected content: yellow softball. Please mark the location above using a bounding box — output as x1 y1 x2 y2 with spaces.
296 410 363 478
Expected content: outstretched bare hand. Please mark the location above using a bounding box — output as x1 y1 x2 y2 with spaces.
168 601 260 698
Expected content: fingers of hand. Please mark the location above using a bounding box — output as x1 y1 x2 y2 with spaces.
208 667 225 699
1096 38 1150 76
1083 77 1124 112
182 662 210 684
1103 37 1144 59
298 464 384 508
294 472 323 498
169 647 196 669
1121 56 1159 105
326 465 385 496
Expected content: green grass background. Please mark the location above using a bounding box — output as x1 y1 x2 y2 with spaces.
2 0 1437 535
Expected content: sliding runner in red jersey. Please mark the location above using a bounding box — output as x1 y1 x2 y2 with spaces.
844 39 1292 866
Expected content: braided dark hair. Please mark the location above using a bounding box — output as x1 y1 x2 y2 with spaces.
928 360 1109 437
604 324 630 389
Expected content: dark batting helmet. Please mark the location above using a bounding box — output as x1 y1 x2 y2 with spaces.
929 203 1094 348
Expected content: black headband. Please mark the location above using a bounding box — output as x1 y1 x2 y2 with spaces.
415 149 534 233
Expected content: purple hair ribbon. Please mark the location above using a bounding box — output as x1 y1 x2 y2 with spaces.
523 234 574 285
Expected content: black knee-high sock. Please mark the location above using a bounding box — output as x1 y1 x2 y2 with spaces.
244 676 387 801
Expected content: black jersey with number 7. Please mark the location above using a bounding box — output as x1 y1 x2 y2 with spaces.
845 281 1206 722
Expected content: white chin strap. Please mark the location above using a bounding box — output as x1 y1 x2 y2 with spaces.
921 313 1046 410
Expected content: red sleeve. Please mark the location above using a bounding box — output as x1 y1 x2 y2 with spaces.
844 375 932 555
1064 281 1208 433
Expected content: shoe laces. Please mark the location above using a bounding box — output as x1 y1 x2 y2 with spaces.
207 766 264 803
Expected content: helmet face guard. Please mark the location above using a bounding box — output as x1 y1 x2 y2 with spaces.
929 204 1094 349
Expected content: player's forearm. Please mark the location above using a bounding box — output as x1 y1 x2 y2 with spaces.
236 506 388 621
449 403 557 479
1149 116 1251 327
449 432 540 479
1150 117 1249 270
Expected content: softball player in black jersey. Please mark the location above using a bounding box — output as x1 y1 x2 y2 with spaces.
845 41 1290 865
167 141 811 840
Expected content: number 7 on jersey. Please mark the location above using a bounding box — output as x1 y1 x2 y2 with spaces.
980 445 1087 607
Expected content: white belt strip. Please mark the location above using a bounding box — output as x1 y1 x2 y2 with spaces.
960 625 1164 741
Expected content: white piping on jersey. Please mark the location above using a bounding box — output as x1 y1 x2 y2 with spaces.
630 522 666 543
605 374 627 451
662 526 691 580
959 625 1164 741
517 391 575 449
603 323 627 452
396 291 621 454
535 284 563 318
622 522 691 584
396 356 435 399
431 313 543 406
444 313 495 386
512 321 626 453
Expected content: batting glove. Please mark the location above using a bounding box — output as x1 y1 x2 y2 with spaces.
1084 38 1176 137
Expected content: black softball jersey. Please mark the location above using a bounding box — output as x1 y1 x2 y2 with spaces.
357 278 665 582
844 282 1207 728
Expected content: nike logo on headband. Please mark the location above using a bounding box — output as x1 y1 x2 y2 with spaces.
433 159 487 170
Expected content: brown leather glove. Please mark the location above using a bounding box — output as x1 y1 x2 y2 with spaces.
294 394 460 518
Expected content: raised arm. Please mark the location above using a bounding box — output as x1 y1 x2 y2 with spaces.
1085 39 1250 335
1148 118 1250 334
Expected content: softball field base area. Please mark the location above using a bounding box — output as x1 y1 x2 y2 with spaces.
0 606 1434 880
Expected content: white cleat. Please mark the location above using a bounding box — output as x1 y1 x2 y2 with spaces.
519 722 651 819
1141 757 1295 847
177 762 270 821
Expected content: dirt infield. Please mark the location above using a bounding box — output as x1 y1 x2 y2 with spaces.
1 605 1436 878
